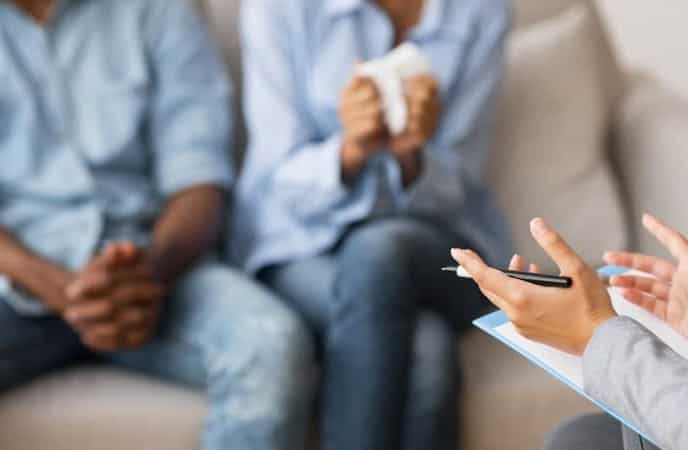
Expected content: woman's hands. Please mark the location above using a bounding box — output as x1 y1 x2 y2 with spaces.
605 214 688 338
453 218 617 356
338 73 441 184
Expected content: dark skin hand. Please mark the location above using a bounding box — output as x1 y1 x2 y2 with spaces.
0 228 74 314
64 185 226 352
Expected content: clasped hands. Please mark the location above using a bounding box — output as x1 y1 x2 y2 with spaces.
56 242 167 353
339 73 440 183
453 214 688 356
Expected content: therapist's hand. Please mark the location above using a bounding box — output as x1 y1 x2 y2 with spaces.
453 218 617 356
605 214 688 338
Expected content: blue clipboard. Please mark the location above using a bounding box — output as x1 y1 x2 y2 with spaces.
474 309 659 446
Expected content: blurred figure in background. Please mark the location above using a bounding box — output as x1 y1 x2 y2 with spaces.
232 0 513 449
0 1 314 449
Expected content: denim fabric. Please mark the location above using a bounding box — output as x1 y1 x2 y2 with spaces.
0 0 233 314
0 262 316 450
261 217 489 450
231 0 513 274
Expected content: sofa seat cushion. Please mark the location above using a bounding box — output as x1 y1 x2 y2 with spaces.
0 332 599 450
0 367 206 450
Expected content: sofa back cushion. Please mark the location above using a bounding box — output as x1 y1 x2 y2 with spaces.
488 3 628 269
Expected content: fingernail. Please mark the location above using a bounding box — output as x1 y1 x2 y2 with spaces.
451 248 463 259
530 218 548 237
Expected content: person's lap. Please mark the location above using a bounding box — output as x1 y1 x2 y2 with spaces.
261 216 488 450
0 262 316 450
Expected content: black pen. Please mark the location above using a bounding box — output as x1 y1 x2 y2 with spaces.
441 266 573 288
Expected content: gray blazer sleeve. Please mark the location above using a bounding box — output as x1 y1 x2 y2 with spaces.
583 316 688 450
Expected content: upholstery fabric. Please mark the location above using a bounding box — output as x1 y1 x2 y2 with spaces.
488 3 628 270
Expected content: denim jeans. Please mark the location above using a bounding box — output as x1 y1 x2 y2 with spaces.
261 217 490 450
0 262 315 450
543 414 661 450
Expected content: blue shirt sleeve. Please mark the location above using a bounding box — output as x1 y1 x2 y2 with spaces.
145 0 234 197
386 7 511 216
240 1 380 227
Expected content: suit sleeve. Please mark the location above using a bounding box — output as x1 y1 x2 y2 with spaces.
583 316 688 450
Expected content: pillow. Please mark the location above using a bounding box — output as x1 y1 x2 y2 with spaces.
488 4 629 270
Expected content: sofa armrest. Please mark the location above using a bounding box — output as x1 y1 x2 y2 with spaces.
610 71 688 256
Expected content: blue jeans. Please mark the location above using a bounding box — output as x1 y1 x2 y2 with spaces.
0 262 315 450
261 218 489 450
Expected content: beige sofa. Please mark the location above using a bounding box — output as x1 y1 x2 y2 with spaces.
2 0 687 449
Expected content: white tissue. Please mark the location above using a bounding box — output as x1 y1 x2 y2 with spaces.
356 43 431 135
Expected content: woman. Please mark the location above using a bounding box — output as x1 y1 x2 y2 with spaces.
455 214 688 450
232 0 512 448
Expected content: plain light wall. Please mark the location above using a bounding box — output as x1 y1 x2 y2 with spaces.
598 0 688 97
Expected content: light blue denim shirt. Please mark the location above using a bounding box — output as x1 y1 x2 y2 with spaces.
231 0 513 273
0 0 233 314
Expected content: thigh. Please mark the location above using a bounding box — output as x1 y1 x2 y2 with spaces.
338 217 489 333
544 414 624 450
0 300 84 391
260 255 336 334
107 262 311 389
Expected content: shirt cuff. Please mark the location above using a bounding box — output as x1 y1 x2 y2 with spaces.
156 149 235 197
582 316 649 397
0 275 50 316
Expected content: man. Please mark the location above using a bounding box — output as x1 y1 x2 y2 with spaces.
453 214 688 450
0 1 314 449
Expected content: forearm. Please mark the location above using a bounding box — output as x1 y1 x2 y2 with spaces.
584 317 688 450
147 185 225 284
0 227 71 312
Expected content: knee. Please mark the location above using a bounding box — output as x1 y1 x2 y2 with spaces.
334 221 436 309
340 220 432 271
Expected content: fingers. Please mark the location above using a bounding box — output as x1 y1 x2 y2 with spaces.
619 288 668 321
529 263 541 274
643 214 688 260
110 282 165 307
530 218 588 276
67 265 153 301
604 251 676 282
610 275 671 302
509 254 525 271
76 306 159 352
63 300 116 326
452 249 523 300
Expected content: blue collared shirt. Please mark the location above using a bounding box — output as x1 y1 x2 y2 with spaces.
231 0 513 272
0 0 233 314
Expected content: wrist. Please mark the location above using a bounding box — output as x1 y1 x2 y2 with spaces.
396 151 423 187
580 311 618 355
341 139 370 183
15 257 73 312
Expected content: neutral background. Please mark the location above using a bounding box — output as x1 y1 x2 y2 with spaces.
599 0 688 97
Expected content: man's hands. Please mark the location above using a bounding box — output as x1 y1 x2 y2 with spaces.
605 214 688 338
338 73 441 184
453 218 617 356
63 242 166 352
